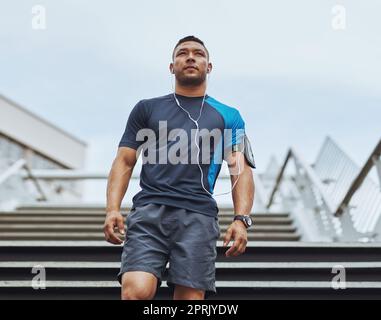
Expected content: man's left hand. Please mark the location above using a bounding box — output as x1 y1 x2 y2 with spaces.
223 220 248 257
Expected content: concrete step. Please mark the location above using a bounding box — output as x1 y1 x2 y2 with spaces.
0 215 294 226
0 232 301 241
15 204 289 215
16 205 116 212
218 217 293 225
1 261 381 282
2 211 116 217
1 280 381 300
1 235 380 299
0 217 108 224
220 213 290 219
0 223 297 234
2 241 381 263
9 210 290 219
221 225 297 233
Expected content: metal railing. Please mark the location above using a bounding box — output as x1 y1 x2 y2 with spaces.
0 159 47 202
266 147 337 241
3 137 381 242
336 139 381 216
333 139 381 239
17 167 264 209
267 137 381 241
15 165 270 212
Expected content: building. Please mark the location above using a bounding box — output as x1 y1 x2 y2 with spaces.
0 94 87 207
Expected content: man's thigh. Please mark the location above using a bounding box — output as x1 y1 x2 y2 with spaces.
167 210 220 298
118 203 173 290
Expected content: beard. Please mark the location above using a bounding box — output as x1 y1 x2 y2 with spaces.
176 71 206 86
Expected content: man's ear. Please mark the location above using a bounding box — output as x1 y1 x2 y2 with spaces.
207 62 213 74
169 63 174 74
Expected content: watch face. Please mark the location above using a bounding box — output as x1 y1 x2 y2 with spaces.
245 216 252 226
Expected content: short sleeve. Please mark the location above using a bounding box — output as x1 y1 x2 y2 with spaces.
118 100 148 150
223 111 256 169
224 110 246 157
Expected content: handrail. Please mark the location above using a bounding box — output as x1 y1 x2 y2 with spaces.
266 150 292 209
0 159 47 201
253 173 269 209
267 139 381 221
335 139 381 217
291 148 336 213
375 155 381 187
0 159 26 185
266 148 336 213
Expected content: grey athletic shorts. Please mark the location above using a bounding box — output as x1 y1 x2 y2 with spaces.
117 203 220 298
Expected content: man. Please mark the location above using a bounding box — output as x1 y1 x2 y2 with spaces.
104 35 255 300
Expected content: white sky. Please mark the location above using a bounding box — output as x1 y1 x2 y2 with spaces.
1 0 380 176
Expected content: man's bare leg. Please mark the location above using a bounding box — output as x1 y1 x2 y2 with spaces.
121 271 157 300
173 284 205 300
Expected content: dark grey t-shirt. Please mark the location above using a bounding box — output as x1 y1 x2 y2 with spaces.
118 93 254 217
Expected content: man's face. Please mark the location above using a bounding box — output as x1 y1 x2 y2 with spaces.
171 41 211 86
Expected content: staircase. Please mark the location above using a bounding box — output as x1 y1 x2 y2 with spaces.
0 205 300 242
1 204 381 299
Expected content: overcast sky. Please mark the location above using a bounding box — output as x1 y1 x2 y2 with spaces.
1 0 380 176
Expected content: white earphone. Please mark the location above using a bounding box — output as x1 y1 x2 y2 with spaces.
171 68 243 197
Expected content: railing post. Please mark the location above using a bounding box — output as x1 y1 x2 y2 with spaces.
373 156 381 189
252 174 269 212
293 158 336 240
20 163 47 201
0 159 47 203
336 204 365 242
267 150 292 209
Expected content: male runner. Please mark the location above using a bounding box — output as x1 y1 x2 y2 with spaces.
104 36 255 300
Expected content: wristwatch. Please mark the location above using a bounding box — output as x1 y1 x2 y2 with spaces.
233 215 253 228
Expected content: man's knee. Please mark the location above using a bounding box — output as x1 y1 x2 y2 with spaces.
122 284 155 300
121 271 157 300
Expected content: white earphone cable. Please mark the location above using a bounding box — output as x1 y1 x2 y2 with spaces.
171 72 243 197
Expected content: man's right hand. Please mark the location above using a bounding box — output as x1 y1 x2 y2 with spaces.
103 211 125 244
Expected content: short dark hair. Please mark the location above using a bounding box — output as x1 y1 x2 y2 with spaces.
172 35 209 60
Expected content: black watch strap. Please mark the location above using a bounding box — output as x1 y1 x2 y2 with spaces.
233 215 252 228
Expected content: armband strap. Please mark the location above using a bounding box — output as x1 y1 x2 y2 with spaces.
243 134 256 169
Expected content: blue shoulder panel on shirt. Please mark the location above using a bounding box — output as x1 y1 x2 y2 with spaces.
205 96 245 193
206 96 244 130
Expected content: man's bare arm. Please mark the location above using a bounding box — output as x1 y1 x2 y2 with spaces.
104 147 138 244
230 152 254 216
223 151 255 257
